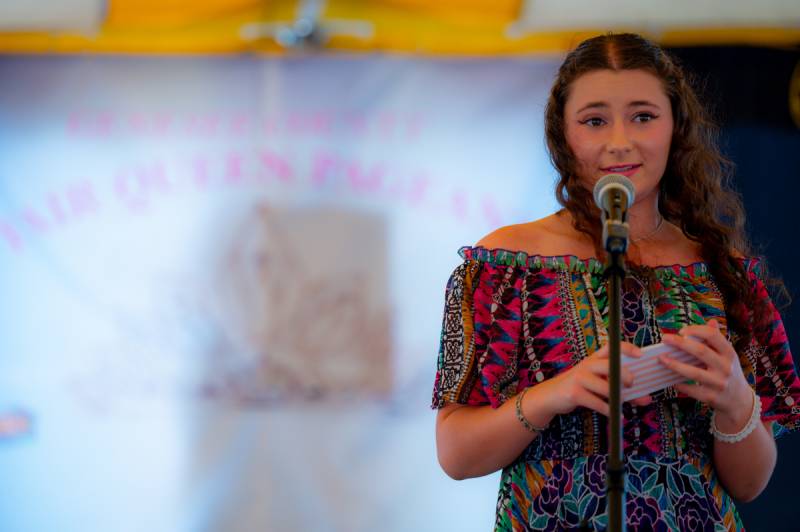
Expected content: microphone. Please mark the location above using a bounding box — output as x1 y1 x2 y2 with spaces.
593 174 635 254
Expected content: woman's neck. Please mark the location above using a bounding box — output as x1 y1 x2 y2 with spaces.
627 192 663 242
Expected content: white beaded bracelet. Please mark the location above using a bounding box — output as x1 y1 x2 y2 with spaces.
709 387 762 444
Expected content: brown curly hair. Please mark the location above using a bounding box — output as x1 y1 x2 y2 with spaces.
544 32 773 351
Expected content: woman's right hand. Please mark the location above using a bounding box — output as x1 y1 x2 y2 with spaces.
537 342 652 417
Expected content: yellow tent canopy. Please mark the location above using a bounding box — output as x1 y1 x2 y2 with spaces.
0 0 798 55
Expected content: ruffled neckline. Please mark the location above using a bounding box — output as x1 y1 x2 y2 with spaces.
459 246 760 281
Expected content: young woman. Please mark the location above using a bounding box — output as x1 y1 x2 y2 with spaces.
431 33 800 531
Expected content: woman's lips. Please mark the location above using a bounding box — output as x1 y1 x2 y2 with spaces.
601 164 642 177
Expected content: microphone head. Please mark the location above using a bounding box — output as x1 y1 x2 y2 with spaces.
593 174 635 210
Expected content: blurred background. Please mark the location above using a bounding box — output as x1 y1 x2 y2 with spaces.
0 1 798 531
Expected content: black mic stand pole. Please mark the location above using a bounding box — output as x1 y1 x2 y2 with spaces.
603 199 629 532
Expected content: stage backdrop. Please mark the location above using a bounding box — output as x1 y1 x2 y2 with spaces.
0 55 561 532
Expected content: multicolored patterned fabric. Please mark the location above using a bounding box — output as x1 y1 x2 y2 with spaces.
431 246 800 531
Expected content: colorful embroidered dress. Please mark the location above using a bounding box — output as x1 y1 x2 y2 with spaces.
431 246 800 531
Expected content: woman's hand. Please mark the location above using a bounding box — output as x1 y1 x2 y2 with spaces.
659 319 754 428
540 341 652 417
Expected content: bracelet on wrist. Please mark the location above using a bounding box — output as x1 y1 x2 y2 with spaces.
710 386 761 444
515 386 549 433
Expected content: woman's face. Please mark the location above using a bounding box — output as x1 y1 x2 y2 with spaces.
563 69 674 206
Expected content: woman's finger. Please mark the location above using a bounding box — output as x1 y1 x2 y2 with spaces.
593 343 609 358
621 342 645 358
662 333 724 372
659 355 725 391
676 322 736 360
674 381 715 404
622 368 636 387
583 359 632 385
592 342 643 359
581 373 613 398
583 357 609 377
582 358 636 389
576 388 610 417
630 395 653 407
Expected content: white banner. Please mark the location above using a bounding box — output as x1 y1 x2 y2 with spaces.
0 54 560 532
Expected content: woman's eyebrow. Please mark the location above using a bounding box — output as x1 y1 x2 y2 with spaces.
575 100 663 114
629 100 661 109
576 102 608 114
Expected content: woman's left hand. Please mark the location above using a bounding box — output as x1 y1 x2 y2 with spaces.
659 319 754 427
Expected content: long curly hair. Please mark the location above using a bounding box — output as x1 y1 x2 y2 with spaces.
544 32 774 351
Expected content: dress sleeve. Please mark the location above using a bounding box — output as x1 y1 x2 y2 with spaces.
431 257 528 409
430 260 491 408
744 261 800 439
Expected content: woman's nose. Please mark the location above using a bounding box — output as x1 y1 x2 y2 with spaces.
607 122 633 154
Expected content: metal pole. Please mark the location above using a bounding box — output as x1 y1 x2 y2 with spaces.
606 251 626 532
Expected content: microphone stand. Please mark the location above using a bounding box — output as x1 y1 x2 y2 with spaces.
602 202 629 532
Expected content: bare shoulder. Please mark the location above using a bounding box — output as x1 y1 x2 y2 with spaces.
474 223 537 251
475 211 594 257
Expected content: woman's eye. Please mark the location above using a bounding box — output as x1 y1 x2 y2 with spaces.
581 117 605 127
633 113 657 123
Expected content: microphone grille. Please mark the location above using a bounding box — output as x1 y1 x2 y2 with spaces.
593 174 635 209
